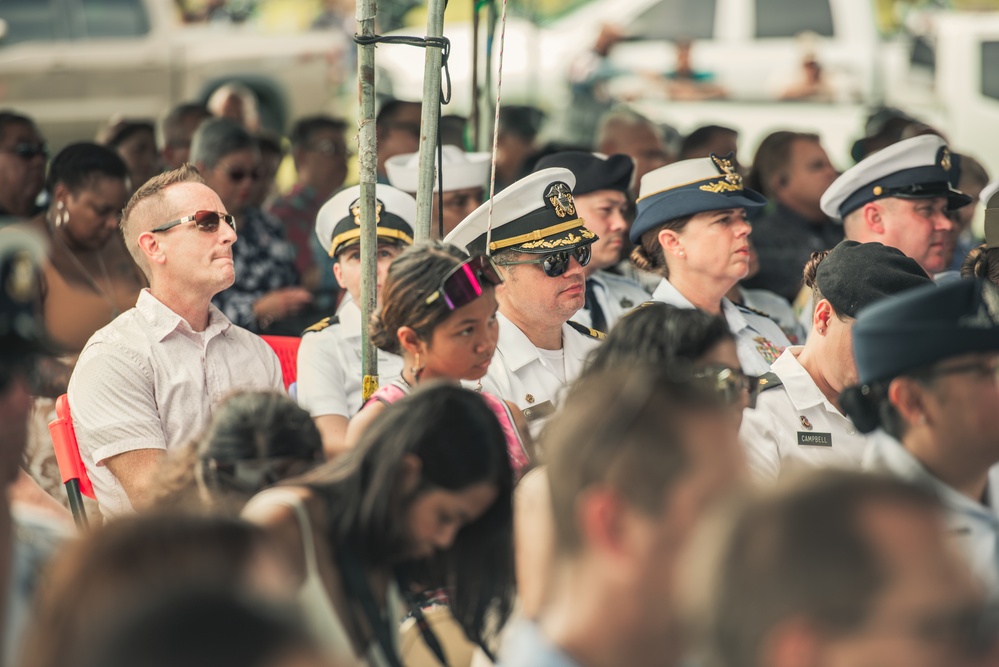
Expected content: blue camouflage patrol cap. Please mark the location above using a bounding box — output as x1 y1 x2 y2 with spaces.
852 278 999 386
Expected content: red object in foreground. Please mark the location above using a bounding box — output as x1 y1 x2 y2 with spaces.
260 335 302 389
48 394 94 530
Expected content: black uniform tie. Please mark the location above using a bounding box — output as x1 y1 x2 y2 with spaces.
584 280 608 333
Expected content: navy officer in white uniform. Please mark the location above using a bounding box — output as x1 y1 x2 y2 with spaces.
740 240 932 483
445 168 604 438
532 151 650 333
840 278 999 590
628 153 790 376
296 185 415 457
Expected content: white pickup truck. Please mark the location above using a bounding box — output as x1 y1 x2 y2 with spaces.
0 0 348 147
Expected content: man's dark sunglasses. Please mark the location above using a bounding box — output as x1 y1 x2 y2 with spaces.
494 244 592 278
226 167 261 183
5 142 48 160
425 254 503 311
151 210 236 234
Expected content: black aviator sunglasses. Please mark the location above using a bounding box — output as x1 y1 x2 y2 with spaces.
494 244 592 278
150 210 236 234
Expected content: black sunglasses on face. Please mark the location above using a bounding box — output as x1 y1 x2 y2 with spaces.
425 254 503 311
226 167 261 183
5 142 48 160
151 210 236 234
494 244 592 278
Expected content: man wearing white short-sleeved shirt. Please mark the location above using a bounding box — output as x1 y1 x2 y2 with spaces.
68 165 282 518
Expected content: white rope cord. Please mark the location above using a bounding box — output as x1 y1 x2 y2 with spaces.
484 0 510 256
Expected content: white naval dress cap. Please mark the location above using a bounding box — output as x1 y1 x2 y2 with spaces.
820 134 971 220
385 145 491 193
444 167 597 256
315 184 416 257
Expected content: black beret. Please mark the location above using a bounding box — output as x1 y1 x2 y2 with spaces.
815 241 932 319
852 278 999 386
533 151 633 195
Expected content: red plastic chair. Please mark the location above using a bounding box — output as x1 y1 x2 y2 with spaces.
48 394 94 530
260 335 301 390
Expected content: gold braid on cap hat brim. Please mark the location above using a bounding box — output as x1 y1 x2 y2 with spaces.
488 218 593 251
328 228 414 257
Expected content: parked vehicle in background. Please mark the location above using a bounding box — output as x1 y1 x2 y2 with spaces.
376 0 881 118
0 0 348 148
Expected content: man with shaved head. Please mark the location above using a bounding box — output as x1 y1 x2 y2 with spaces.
68 164 282 518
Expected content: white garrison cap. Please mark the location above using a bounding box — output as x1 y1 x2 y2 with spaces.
385 145 491 193
315 184 416 257
445 168 597 255
820 135 970 220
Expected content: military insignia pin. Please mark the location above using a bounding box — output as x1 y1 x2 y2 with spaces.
799 415 813 430
545 182 576 218
350 199 383 226
6 251 36 303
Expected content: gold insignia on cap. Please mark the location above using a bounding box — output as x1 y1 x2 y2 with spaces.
350 199 383 226
873 186 883 196
799 415 813 431
6 251 36 303
709 154 743 187
941 147 952 171
546 182 576 218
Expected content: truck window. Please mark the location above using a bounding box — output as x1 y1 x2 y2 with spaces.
982 41 999 102
0 0 60 45
76 0 150 38
625 0 715 41
754 0 834 38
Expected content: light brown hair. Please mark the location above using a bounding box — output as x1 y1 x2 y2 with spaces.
120 163 206 276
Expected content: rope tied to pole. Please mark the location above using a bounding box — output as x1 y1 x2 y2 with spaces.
485 0 510 256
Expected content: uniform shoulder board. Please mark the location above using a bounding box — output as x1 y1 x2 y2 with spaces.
738 303 772 318
302 315 339 336
568 320 607 340
757 372 783 392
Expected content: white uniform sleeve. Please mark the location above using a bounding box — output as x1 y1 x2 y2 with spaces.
68 342 166 466
739 405 782 485
296 329 350 418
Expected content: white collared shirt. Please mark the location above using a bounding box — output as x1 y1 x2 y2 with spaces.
478 313 602 438
864 432 999 591
68 289 283 518
572 270 650 332
740 347 870 483
651 278 790 376
296 299 404 419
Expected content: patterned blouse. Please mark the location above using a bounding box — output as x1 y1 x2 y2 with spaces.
212 206 300 332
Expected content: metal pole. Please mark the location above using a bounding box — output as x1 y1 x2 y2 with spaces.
414 0 447 241
471 0 480 151
357 0 379 400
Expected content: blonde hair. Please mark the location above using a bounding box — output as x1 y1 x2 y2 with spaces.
120 164 206 277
